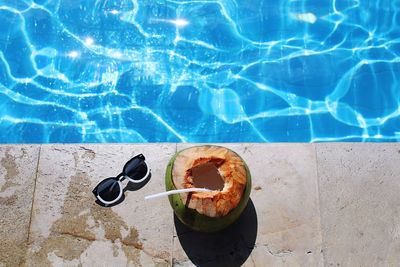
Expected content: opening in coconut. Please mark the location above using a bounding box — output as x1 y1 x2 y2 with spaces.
172 146 248 218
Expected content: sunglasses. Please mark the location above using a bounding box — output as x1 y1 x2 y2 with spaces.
92 154 150 206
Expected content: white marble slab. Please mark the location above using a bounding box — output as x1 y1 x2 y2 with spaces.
0 145 40 266
317 143 400 267
174 144 323 267
26 144 176 266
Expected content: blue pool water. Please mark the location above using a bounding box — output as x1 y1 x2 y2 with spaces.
0 0 399 143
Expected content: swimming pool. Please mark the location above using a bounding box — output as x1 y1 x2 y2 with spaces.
0 0 399 143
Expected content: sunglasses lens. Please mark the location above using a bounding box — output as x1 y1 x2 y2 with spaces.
96 178 120 202
124 158 148 181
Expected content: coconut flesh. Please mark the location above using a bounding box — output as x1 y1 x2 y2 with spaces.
172 146 247 218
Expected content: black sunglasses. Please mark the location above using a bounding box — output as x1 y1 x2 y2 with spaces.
92 154 150 206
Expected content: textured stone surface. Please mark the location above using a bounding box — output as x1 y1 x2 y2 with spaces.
317 143 400 267
2 143 398 266
26 144 176 266
174 144 323 266
0 145 40 267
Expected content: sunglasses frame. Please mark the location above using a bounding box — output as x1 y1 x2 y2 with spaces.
95 177 124 206
122 154 151 184
92 154 150 206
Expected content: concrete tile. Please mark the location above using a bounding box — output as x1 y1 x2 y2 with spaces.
173 144 323 266
27 144 176 266
316 143 400 267
0 145 40 267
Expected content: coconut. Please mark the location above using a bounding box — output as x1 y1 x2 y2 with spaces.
165 145 251 232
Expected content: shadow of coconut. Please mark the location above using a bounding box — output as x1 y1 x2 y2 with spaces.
174 199 258 267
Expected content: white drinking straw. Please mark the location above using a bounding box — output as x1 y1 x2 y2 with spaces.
144 188 212 200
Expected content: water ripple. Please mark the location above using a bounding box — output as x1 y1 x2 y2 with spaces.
0 0 399 142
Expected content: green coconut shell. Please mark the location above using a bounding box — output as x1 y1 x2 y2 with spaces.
165 146 252 232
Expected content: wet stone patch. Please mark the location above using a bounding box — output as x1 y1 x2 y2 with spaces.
26 144 175 266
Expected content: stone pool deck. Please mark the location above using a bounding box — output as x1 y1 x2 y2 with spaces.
0 143 399 267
